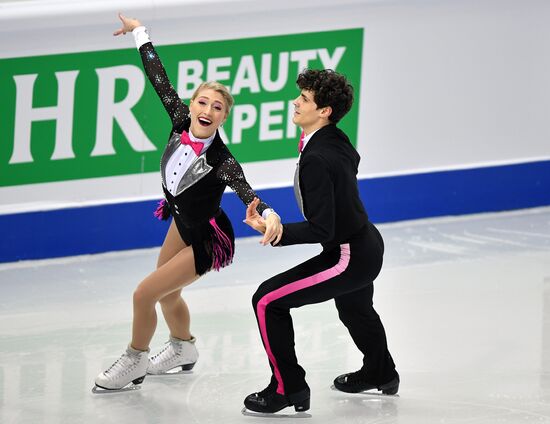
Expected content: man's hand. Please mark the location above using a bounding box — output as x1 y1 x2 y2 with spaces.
262 213 283 246
113 13 142 36
244 198 283 245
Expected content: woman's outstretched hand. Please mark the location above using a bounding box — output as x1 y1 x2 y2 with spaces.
113 13 142 36
244 198 266 234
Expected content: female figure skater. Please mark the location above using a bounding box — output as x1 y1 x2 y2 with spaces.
93 14 282 393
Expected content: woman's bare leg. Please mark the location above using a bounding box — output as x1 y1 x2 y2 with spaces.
155 221 197 340
156 220 187 267
157 291 195 340
131 221 199 350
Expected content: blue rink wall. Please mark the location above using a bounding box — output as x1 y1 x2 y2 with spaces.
1 159 549 263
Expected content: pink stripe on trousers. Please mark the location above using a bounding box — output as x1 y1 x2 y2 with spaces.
256 244 351 395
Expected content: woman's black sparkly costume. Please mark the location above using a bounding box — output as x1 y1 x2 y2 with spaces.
140 41 270 275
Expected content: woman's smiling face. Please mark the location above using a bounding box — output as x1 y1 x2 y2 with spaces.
189 88 228 138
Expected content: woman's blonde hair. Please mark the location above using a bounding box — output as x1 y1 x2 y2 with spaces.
190 81 234 115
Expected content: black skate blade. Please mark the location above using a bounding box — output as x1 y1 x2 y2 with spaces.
330 384 399 397
91 384 142 394
241 407 311 418
147 368 194 376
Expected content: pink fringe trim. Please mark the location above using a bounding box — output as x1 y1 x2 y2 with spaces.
209 217 234 271
154 199 170 221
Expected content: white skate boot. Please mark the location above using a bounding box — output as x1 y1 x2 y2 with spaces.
148 336 198 375
92 346 149 393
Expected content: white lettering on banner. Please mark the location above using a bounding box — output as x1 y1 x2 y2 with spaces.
261 52 289 92
290 49 318 74
7 46 346 165
229 101 296 144
232 55 260 95
10 70 79 164
231 104 257 144
318 47 346 70
177 60 203 99
92 65 156 156
207 57 232 87
176 47 346 97
259 101 284 141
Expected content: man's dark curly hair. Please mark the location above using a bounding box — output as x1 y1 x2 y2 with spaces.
296 69 354 124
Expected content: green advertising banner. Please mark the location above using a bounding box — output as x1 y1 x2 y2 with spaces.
0 28 363 187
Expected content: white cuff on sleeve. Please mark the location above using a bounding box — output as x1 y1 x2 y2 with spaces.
262 208 276 220
132 26 150 49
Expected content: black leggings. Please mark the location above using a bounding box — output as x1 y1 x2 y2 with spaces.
252 223 396 395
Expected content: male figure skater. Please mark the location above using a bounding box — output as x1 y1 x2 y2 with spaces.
243 69 399 414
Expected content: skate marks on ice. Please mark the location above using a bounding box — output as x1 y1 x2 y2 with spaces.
241 407 312 418
2 207 550 423
380 207 550 268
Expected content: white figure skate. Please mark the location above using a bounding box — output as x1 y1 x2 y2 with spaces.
148 336 198 375
92 346 149 394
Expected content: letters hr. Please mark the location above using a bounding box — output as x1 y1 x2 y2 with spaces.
9 47 346 164
10 66 156 164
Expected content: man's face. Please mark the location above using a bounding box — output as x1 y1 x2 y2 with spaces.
292 89 321 128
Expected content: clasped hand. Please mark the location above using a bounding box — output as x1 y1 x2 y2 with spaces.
244 198 283 245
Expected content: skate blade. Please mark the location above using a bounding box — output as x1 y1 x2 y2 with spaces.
147 368 194 376
330 384 399 397
147 370 193 376
241 407 311 418
91 384 142 394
